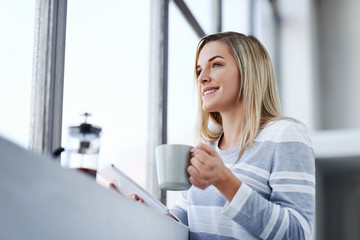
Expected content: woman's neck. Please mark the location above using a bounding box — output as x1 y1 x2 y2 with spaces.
218 109 244 150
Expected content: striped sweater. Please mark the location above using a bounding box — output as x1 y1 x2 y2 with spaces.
170 119 315 240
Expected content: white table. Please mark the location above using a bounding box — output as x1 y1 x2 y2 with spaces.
0 137 188 240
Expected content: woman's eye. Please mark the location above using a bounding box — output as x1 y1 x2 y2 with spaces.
213 63 221 68
197 69 202 75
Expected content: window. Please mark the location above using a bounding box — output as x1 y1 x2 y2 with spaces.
166 0 251 207
0 1 35 148
62 0 150 187
166 0 204 207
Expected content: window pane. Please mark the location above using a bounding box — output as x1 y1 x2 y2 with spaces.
63 0 150 187
167 1 252 208
223 0 250 34
184 0 212 34
166 1 202 207
252 0 276 57
168 1 199 146
0 1 35 148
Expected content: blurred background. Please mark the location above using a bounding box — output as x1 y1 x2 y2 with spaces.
1 0 360 239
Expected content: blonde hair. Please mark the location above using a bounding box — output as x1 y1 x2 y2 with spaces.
194 32 282 161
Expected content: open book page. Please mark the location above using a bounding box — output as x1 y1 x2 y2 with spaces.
98 163 169 215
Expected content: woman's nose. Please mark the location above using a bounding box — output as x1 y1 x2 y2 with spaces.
198 69 210 84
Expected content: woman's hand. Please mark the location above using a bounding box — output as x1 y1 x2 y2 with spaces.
187 143 242 202
187 143 228 189
128 193 144 203
109 183 144 203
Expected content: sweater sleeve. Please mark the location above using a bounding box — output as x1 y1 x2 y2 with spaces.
169 190 189 226
222 122 315 240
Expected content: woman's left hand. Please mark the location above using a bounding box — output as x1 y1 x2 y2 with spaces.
187 143 242 201
187 143 229 190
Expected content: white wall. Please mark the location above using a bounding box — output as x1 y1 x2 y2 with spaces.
316 0 360 129
278 0 315 130
276 0 360 131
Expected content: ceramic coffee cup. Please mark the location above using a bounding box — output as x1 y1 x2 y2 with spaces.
155 144 193 190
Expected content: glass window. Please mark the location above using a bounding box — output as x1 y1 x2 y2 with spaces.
166 1 202 207
256 0 277 60
168 2 199 146
63 0 150 188
0 1 35 148
166 1 252 207
223 0 250 34
184 0 212 34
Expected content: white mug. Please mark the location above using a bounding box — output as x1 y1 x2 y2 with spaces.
155 144 193 190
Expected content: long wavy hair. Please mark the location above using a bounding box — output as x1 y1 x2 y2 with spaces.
194 32 282 161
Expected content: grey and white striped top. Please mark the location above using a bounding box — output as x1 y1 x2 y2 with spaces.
170 119 315 240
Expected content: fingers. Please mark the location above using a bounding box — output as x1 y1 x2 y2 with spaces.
188 168 210 189
190 143 217 165
109 183 144 203
109 183 120 193
190 155 204 170
128 193 144 203
187 164 200 178
187 160 211 189
192 143 217 157
188 175 201 188
188 143 224 190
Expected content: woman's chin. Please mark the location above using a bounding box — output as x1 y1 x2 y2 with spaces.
202 104 217 112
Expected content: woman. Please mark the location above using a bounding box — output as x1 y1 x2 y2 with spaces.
169 32 315 239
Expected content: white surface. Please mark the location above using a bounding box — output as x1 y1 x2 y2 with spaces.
279 0 315 130
313 129 360 159
0 136 188 240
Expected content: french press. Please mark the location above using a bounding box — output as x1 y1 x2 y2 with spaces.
53 113 102 178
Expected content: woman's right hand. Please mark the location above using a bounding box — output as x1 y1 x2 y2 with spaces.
128 193 144 203
109 183 144 203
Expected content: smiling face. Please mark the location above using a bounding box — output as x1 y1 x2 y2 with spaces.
196 40 242 114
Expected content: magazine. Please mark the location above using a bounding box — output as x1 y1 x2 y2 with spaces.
98 163 169 214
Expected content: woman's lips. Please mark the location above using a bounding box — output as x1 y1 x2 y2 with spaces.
203 87 219 96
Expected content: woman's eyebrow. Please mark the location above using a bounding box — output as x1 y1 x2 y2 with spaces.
197 55 225 69
208 55 224 62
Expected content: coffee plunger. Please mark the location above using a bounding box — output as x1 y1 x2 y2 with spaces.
53 113 102 178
